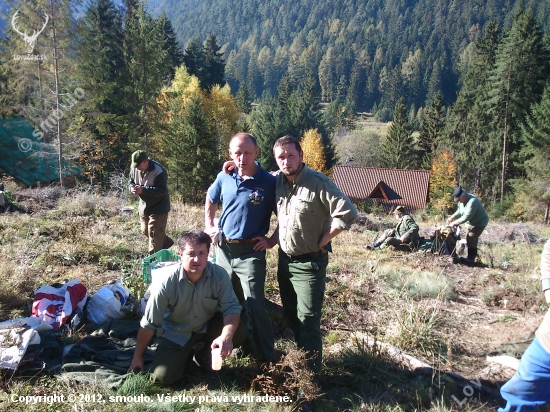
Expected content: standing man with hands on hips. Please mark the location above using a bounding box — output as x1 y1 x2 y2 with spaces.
205 133 278 362
273 135 358 373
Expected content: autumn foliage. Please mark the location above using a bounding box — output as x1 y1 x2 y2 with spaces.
301 129 328 175
429 150 457 214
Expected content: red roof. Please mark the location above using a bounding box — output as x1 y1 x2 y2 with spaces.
332 165 430 213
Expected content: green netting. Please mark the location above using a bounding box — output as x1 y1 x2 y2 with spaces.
0 118 80 186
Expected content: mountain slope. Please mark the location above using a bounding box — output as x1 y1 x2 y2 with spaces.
153 0 549 112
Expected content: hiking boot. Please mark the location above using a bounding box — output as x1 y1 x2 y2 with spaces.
449 256 459 264
364 244 375 250
460 248 477 266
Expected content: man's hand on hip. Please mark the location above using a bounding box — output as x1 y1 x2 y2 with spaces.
252 235 276 251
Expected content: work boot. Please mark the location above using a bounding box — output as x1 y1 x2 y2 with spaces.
460 248 477 266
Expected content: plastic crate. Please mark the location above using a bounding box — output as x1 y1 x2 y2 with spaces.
141 249 180 284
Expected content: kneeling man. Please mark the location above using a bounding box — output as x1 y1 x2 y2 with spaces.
129 230 246 385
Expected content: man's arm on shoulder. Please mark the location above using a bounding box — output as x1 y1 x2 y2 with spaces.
211 313 240 358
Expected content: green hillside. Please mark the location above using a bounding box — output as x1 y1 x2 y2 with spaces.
155 0 550 111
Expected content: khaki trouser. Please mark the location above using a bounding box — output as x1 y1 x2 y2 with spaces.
139 213 173 255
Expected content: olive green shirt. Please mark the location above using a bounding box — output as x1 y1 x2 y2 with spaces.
395 214 420 245
451 194 489 228
140 261 241 347
276 164 358 256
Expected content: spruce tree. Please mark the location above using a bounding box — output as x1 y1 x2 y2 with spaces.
418 92 445 169
444 21 501 198
514 84 550 223
485 9 550 201
73 0 127 182
203 34 225 90
160 94 218 202
380 97 416 169
235 82 251 113
157 12 183 83
123 0 168 149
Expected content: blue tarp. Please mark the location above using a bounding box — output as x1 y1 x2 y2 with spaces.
0 118 80 186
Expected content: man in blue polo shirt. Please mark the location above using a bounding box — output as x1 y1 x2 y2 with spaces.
205 133 277 362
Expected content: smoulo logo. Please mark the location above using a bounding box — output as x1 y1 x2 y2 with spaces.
11 10 49 54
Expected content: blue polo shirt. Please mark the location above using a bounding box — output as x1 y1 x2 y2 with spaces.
208 165 276 240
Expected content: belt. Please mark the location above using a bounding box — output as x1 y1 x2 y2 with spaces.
224 237 258 244
285 251 323 261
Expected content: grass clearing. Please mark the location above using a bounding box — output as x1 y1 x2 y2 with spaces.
0 189 547 411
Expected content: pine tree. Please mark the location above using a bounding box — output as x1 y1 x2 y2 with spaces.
250 94 291 170
3 0 77 186
380 97 416 169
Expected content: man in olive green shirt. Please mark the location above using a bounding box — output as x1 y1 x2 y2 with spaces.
366 205 420 251
447 186 489 265
129 230 246 385
273 135 358 373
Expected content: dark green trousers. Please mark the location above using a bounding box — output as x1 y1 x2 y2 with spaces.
150 313 247 385
466 225 486 249
277 249 328 373
215 242 276 360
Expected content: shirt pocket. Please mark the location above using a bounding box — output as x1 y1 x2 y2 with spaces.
292 192 317 230
201 297 218 316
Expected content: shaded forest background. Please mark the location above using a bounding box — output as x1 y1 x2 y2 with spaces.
1 0 550 222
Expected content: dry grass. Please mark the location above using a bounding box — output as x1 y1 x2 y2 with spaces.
0 189 548 411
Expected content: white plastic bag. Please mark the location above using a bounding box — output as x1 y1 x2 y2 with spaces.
87 280 131 324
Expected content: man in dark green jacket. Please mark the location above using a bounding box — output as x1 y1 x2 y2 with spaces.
129 150 173 255
447 186 489 265
366 206 420 251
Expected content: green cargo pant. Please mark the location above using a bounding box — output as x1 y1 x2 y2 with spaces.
277 249 328 373
149 313 247 385
215 242 276 361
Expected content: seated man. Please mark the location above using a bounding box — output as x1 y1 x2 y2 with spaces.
498 239 550 411
129 230 247 385
366 206 420 251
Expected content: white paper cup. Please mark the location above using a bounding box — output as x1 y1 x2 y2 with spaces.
211 347 222 370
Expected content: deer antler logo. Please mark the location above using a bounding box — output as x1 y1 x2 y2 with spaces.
11 10 49 54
